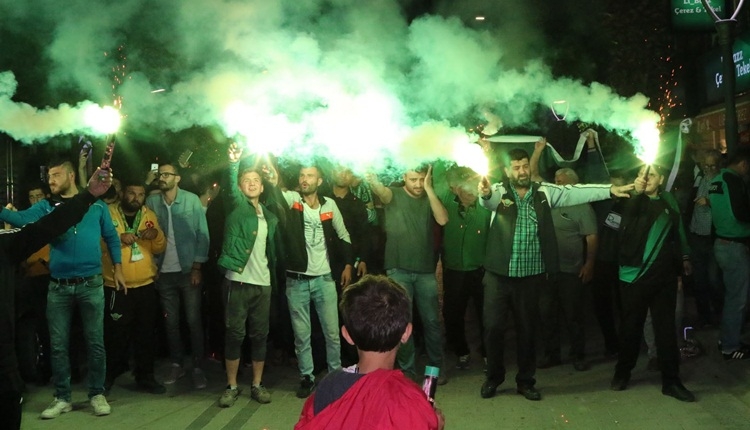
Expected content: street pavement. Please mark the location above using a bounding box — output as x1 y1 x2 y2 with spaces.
18 320 750 429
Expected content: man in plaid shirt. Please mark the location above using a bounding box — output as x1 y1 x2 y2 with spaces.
478 148 633 401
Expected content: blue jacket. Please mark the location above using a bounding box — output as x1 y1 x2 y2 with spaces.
146 188 209 273
0 197 121 278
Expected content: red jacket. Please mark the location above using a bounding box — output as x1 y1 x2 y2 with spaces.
295 369 439 430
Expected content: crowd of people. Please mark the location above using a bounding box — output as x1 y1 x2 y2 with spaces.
2 131 750 429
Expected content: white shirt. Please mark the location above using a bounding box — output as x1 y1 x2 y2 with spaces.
160 202 182 273
226 211 271 286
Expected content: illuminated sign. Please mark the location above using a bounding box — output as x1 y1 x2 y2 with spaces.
671 0 726 30
703 32 750 104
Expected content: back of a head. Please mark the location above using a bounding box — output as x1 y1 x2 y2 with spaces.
727 146 750 167
340 275 410 353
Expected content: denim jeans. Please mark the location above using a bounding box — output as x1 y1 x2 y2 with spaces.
714 239 750 352
155 272 204 365
47 274 105 401
286 274 340 378
388 269 444 376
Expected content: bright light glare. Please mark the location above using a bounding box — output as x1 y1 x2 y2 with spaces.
632 122 660 165
475 16 485 21
83 105 121 134
453 141 489 177
151 89 166 93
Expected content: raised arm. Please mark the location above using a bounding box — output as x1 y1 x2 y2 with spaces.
529 138 546 182
424 165 448 226
366 173 394 205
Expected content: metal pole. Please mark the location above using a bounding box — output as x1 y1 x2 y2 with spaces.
701 0 746 157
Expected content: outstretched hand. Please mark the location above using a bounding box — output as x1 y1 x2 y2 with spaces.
228 142 243 163
87 168 113 197
610 183 635 198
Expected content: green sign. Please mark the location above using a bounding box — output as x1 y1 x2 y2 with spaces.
672 0 726 30
703 32 750 104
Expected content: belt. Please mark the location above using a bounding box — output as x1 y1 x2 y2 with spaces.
717 237 750 246
286 272 319 281
51 274 99 285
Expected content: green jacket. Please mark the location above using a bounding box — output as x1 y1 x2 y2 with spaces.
709 168 750 240
217 161 279 281
439 190 491 271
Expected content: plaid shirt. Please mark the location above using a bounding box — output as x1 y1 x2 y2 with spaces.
509 186 545 277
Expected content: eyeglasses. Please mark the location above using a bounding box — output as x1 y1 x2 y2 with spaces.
158 172 178 178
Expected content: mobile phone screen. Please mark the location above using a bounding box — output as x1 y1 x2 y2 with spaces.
151 163 159 171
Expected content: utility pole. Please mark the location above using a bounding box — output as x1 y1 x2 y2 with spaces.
702 0 746 156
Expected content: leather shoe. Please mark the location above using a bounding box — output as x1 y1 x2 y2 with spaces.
610 375 630 391
480 379 502 399
537 356 562 369
517 385 541 401
662 383 695 402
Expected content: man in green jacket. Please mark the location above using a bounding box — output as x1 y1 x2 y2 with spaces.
216 143 280 407
434 164 491 370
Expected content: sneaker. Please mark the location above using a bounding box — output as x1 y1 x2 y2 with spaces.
136 377 167 394
455 355 470 370
437 374 449 386
723 348 750 360
296 375 316 398
40 398 72 419
90 394 111 416
251 384 272 404
662 382 696 402
163 363 185 384
218 387 241 407
193 368 207 389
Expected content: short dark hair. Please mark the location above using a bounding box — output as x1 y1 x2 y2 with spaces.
159 162 180 176
727 146 750 166
48 159 75 173
238 167 262 184
508 148 530 162
121 178 146 191
339 275 411 353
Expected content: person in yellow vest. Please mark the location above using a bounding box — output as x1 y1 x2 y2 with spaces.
101 179 167 394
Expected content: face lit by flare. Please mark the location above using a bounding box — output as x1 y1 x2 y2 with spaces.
299 167 323 196
239 171 264 200
403 170 426 197
505 158 531 188
47 165 75 196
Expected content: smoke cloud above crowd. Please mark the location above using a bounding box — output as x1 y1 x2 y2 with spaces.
0 0 658 172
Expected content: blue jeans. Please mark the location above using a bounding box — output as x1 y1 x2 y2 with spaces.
388 269 444 376
715 239 750 352
47 274 105 401
286 274 340 378
155 272 204 365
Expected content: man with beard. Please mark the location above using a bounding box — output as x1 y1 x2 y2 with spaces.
0 168 113 429
478 148 634 401
146 163 210 389
102 181 166 395
367 165 449 383
277 165 353 398
0 161 125 419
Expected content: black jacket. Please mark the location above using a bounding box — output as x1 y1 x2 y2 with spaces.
0 191 99 392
